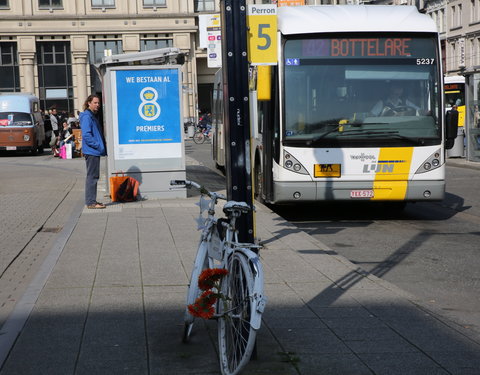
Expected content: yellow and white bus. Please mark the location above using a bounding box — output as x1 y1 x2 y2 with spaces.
444 75 465 127
213 5 458 205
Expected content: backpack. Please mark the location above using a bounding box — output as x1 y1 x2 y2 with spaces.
116 176 140 202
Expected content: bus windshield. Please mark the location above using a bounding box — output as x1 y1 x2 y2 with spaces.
445 82 465 108
283 35 441 147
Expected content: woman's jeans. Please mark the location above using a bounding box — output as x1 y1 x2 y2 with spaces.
85 154 101 205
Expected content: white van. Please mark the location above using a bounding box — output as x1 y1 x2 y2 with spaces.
0 93 45 154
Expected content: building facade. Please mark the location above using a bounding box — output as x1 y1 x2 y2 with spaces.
422 0 480 160
6 0 475 121
0 0 353 119
0 0 223 120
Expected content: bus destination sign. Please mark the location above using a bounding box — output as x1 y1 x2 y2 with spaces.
302 38 416 58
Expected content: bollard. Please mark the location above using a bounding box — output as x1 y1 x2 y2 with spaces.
188 125 195 138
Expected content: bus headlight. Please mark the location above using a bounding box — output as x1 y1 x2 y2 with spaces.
23 134 30 141
283 151 309 175
415 149 442 174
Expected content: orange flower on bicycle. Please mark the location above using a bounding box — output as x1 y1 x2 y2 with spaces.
188 291 218 319
198 268 229 291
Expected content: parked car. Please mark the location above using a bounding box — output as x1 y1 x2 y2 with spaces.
0 93 45 154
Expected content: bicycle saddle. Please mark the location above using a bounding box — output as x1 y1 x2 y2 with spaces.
223 201 251 215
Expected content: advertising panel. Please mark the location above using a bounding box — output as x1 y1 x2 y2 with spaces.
111 67 182 162
206 14 222 68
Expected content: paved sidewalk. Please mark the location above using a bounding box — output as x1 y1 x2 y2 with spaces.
446 157 480 171
0 164 480 374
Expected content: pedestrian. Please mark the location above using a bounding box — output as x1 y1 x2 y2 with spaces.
43 110 52 147
79 94 107 209
67 112 78 128
57 120 74 148
50 107 59 136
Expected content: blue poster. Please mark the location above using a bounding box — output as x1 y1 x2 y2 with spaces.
116 69 181 145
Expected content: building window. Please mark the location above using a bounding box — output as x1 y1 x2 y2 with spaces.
475 0 480 22
0 0 9 9
140 38 173 51
143 0 166 6
92 0 115 7
195 0 215 12
477 37 480 66
0 42 20 93
472 0 476 23
467 38 475 66
450 42 456 69
88 38 123 94
36 41 73 113
440 9 445 32
39 0 62 8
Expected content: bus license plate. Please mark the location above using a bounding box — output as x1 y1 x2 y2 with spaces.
6 146 16 151
350 190 374 198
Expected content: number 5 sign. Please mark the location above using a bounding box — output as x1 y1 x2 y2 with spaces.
247 5 277 65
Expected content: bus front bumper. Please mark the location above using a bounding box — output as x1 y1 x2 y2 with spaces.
272 180 445 204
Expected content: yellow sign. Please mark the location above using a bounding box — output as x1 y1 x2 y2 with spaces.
247 5 277 66
277 0 305 6
314 164 341 178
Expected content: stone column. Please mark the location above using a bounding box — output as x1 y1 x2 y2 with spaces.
19 52 35 94
71 36 89 113
73 52 89 110
17 36 36 94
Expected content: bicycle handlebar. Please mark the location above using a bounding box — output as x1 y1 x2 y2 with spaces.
169 180 227 200
170 179 201 189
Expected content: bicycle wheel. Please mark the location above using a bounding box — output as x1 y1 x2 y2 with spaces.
193 131 205 144
218 252 257 375
183 240 210 343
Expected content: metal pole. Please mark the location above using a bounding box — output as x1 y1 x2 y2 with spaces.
221 0 254 243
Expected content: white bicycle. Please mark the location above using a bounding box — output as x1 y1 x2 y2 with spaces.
171 180 267 375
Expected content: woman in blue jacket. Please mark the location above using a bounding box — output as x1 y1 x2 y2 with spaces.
80 94 107 209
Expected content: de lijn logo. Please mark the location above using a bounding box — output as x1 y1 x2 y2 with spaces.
138 87 161 121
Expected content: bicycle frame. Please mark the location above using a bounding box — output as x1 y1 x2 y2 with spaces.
170 179 266 375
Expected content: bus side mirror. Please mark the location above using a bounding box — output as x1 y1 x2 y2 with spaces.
445 109 459 150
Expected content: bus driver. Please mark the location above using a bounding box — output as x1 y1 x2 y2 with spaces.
371 83 419 116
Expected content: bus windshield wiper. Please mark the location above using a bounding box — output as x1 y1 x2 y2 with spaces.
338 130 421 144
305 121 363 145
306 129 421 146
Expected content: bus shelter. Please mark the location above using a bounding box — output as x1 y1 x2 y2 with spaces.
97 48 187 199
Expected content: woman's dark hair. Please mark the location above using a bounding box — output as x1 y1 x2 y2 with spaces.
82 94 100 111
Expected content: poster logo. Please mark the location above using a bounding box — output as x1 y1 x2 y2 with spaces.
138 87 161 121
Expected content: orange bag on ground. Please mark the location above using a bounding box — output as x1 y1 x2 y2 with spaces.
109 172 128 202
110 172 139 202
